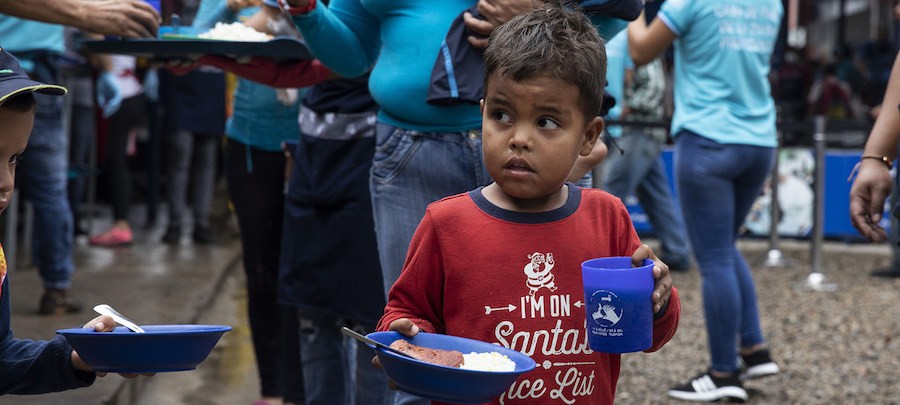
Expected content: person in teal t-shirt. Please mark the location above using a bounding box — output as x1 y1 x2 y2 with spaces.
599 29 692 272
628 0 782 402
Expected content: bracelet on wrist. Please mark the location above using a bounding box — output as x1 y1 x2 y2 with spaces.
847 155 894 183
861 155 893 170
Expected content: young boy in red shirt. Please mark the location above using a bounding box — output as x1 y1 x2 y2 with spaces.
376 2 680 404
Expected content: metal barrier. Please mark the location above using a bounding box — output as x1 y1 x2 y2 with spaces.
764 130 790 267
805 116 839 291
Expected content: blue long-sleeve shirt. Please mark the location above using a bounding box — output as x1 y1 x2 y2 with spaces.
293 0 482 133
291 0 636 133
0 264 94 394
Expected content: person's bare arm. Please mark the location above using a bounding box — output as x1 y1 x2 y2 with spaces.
849 51 900 241
0 0 159 38
568 136 608 183
627 9 675 67
243 7 271 33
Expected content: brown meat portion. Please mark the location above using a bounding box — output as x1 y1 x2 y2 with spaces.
389 339 464 368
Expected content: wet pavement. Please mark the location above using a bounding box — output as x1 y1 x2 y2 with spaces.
5 216 256 405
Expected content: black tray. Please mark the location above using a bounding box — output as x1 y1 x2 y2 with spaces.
82 36 313 62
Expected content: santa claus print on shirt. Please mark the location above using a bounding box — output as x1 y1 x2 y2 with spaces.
524 252 558 296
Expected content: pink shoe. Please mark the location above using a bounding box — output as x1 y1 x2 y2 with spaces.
89 227 133 247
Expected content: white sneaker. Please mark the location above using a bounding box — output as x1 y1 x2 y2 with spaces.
668 370 748 402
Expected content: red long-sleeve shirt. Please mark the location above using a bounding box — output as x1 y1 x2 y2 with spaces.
379 186 680 405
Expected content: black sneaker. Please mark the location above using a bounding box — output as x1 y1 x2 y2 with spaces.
668 370 748 402
870 266 900 278
161 226 182 244
192 225 217 245
739 349 780 380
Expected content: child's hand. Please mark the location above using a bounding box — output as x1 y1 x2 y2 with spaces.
631 244 673 314
388 318 421 337
70 315 156 378
371 318 421 391
71 315 115 374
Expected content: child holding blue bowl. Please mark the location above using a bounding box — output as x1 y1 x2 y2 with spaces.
0 48 146 395
376 2 680 404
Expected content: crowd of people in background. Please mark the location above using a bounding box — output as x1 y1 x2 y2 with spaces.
5 0 900 404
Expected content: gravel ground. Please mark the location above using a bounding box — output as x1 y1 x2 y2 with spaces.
616 239 900 404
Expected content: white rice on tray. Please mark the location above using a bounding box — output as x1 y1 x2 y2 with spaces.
198 22 272 42
460 351 516 372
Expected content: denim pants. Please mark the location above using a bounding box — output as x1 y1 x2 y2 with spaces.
164 129 218 230
370 124 490 405
297 312 390 405
601 130 691 263
674 131 773 373
370 123 491 295
19 91 75 289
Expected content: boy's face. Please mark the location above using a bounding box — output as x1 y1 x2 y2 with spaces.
0 107 33 215
481 72 603 210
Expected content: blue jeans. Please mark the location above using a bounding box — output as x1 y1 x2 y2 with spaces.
164 129 218 230
674 131 773 373
370 124 490 405
298 312 390 405
370 123 491 295
601 131 691 263
19 91 75 289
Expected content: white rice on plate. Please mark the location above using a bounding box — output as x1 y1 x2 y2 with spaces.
460 351 516 372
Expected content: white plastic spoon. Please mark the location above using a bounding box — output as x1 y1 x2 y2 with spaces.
93 304 146 333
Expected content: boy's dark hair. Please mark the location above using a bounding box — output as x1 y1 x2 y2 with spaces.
483 0 606 119
0 92 36 113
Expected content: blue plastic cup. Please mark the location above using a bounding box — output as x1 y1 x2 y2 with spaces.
145 0 161 13
581 257 654 353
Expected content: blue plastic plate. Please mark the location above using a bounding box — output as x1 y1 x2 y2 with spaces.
57 325 231 373
366 331 536 404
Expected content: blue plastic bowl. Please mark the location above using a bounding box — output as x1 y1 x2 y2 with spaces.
57 325 231 373
366 331 536 404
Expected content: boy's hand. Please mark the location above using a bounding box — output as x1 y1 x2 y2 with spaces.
71 315 115 374
371 318 420 391
71 315 156 378
388 318 421 337
631 244 673 314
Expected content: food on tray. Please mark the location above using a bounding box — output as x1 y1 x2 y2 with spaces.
460 351 517 372
198 22 272 42
390 339 464 368
389 339 517 372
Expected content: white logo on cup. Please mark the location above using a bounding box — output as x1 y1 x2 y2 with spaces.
589 290 623 327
